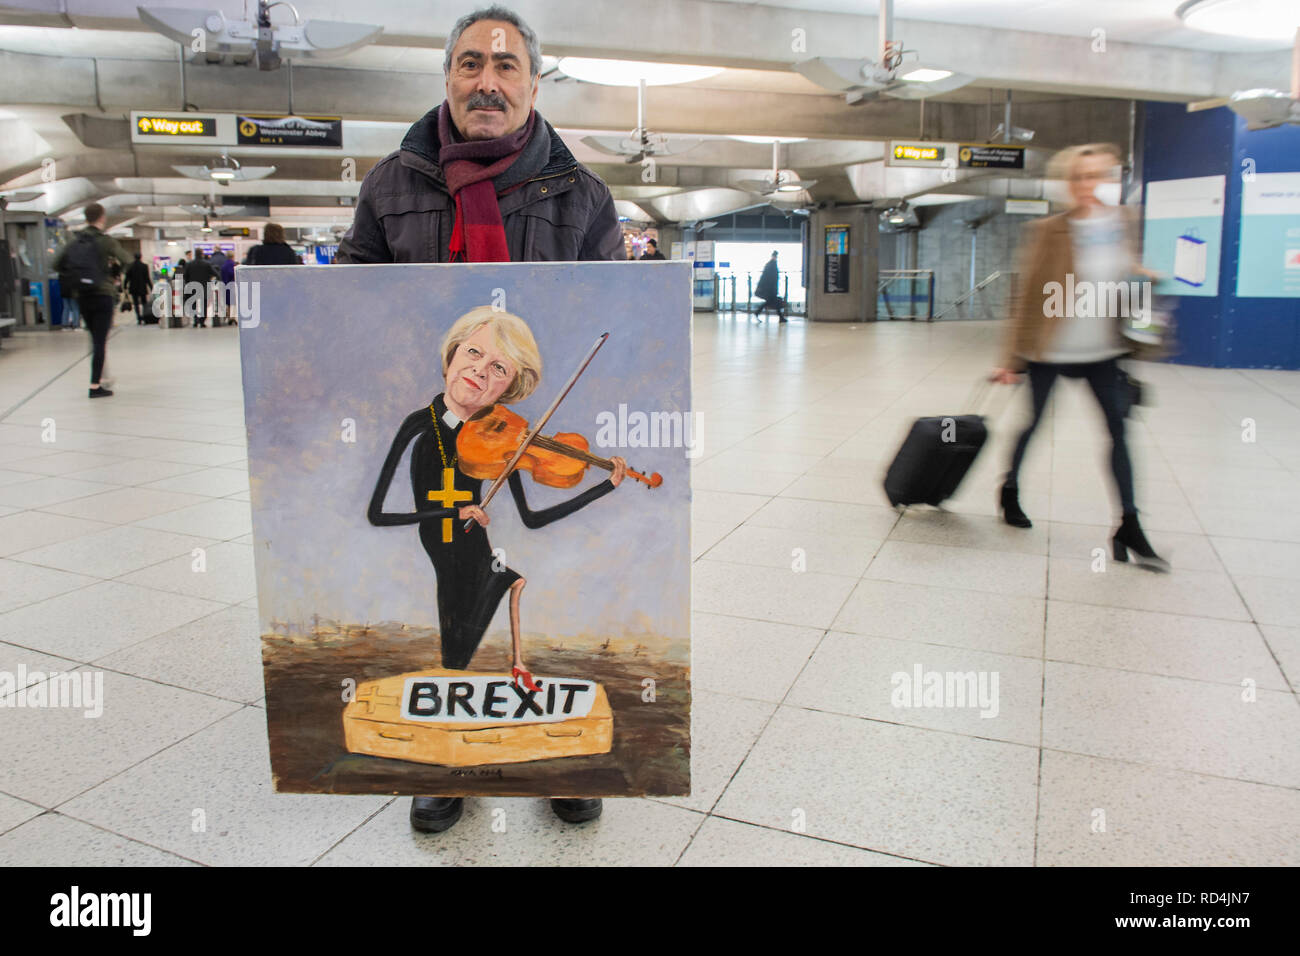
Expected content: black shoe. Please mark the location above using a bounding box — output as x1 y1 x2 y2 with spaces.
88 387 113 399
1112 512 1169 572
1000 481 1032 528
550 797 602 823
409 796 463 833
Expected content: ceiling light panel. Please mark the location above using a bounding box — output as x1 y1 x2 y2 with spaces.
1178 0 1300 45
557 57 724 86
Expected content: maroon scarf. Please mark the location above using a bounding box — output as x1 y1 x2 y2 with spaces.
438 103 536 262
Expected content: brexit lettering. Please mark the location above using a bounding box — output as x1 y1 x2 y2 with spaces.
402 675 597 724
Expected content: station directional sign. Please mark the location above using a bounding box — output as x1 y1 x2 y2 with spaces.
888 141 957 168
133 114 218 139
130 111 343 148
958 144 1026 169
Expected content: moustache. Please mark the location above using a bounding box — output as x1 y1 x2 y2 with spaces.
467 92 508 111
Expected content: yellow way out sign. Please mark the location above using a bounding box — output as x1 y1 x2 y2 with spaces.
888 141 956 168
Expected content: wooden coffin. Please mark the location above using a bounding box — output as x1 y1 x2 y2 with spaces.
342 668 613 767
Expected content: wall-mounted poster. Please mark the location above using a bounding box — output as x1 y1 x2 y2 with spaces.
239 262 693 797
1142 175 1225 297
692 239 715 310
1236 172 1300 298
1173 231 1208 287
824 224 850 294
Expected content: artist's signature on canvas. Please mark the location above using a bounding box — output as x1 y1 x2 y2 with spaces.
450 767 505 778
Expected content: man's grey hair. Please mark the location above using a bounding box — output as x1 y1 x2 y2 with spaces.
444 5 542 79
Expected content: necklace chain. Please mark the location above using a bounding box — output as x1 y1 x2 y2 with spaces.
430 403 456 469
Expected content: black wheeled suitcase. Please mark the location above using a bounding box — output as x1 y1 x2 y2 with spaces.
883 412 988 508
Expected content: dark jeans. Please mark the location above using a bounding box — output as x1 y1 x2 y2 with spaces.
1007 357 1135 514
754 295 785 317
131 292 148 321
81 294 113 385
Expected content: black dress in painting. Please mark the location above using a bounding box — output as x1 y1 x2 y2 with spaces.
368 393 615 669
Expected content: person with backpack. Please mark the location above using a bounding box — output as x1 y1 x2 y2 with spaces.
54 202 128 397
124 252 152 324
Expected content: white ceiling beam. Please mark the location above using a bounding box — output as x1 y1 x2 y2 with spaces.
2 0 1291 100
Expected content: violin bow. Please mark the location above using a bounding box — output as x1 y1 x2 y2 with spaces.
464 331 610 532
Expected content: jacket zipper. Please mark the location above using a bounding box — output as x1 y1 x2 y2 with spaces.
523 165 577 185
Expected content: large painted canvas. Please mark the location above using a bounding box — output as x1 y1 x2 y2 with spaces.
238 261 692 797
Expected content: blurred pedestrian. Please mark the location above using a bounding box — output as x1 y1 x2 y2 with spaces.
183 250 218 327
220 251 238 325
53 202 128 397
124 252 151 324
993 142 1166 571
639 238 665 260
753 249 786 322
246 223 301 265
59 279 81 330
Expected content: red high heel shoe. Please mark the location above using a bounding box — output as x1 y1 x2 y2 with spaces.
511 666 540 693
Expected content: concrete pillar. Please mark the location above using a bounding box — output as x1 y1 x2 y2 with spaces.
657 225 684 257
806 205 878 322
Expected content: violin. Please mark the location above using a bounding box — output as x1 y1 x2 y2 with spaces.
458 404 663 490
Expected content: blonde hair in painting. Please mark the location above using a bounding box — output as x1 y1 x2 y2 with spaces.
440 305 542 404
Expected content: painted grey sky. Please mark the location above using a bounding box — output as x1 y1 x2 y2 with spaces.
240 261 692 649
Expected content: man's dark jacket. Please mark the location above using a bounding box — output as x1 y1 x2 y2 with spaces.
755 259 780 299
248 242 301 265
125 259 152 296
337 105 623 264
183 257 218 285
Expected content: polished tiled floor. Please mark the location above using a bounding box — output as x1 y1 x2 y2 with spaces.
1 316 1298 866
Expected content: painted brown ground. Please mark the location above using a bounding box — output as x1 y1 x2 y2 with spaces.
261 621 690 797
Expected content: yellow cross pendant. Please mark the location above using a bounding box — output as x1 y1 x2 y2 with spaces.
427 467 474 542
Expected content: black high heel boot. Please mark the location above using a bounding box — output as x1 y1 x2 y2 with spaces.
1112 511 1169 572
1000 481 1032 528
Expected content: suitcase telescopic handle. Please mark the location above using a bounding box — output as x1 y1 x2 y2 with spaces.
965 374 1020 417
965 376 994 415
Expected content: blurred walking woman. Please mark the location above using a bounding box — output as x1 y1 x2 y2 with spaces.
992 143 1167 570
